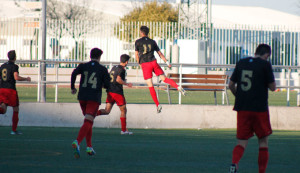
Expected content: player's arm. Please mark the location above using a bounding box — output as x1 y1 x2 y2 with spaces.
103 68 110 90
229 80 237 97
116 75 132 87
157 50 171 68
71 65 81 94
14 72 31 81
135 51 141 67
268 82 276 91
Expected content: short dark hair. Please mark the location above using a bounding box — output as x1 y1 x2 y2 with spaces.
120 54 130 63
90 48 103 59
140 26 149 35
7 50 16 61
255 44 271 56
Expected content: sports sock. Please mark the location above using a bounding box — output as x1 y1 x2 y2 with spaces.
258 147 269 173
76 119 93 145
149 87 159 107
232 145 245 165
12 111 19 132
0 107 4 114
164 78 179 89
120 117 126 132
85 127 93 147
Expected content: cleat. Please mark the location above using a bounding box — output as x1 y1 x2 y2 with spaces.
229 164 237 173
177 86 186 96
10 131 22 135
157 105 162 113
72 140 80 158
86 147 96 156
121 130 133 135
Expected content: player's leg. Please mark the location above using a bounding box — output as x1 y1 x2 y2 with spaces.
146 78 162 113
159 74 186 96
11 106 22 135
0 103 7 114
98 103 113 116
257 136 269 173
254 111 272 173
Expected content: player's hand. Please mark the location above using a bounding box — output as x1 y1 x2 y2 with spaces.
27 77 31 82
168 64 172 68
71 88 77 95
127 83 133 88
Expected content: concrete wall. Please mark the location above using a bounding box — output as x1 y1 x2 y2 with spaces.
0 103 299 130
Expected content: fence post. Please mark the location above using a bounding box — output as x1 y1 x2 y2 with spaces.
179 64 182 105
37 61 41 102
287 68 291 106
55 63 59 103
298 68 300 106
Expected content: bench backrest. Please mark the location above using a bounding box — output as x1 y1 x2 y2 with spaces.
167 73 228 91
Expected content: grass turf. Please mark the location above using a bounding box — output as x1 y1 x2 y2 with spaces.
16 86 299 106
0 127 299 173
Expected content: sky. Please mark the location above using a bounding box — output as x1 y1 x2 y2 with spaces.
112 0 300 16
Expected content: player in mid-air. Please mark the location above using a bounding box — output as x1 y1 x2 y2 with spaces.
228 44 276 173
71 48 110 158
135 26 186 113
97 54 133 135
0 50 31 135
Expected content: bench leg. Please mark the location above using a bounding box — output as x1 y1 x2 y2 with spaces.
167 86 171 104
214 91 217 105
224 90 230 105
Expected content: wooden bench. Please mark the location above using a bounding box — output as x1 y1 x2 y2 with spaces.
164 73 229 105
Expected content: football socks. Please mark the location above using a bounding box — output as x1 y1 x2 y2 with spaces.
76 119 93 145
149 87 159 107
12 111 19 132
232 145 245 165
164 78 179 89
120 117 126 132
258 147 269 173
85 127 93 147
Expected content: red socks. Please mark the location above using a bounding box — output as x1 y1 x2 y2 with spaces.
258 147 269 173
85 127 93 147
164 78 179 89
12 111 19 132
120 117 126 132
149 87 159 107
232 145 245 165
76 119 93 145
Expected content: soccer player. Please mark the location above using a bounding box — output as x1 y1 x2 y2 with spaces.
0 50 31 135
135 26 186 113
97 54 133 135
71 48 110 158
228 44 276 173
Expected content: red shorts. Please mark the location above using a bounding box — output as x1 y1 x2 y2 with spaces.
79 100 100 117
0 88 19 107
236 111 272 140
106 92 126 106
141 60 164 80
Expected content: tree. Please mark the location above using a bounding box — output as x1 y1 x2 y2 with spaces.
121 0 178 22
47 0 102 59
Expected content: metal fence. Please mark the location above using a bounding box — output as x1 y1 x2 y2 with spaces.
0 19 299 67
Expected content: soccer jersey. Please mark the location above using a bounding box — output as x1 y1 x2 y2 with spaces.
135 37 160 64
107 65 126 95
0 61 19 90
71 61 110 103
230 57 275 112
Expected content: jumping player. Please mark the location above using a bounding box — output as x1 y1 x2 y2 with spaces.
97 54 133 135
71 48 110 158
135 26 186 113
228 44 276 173
0 50 31 135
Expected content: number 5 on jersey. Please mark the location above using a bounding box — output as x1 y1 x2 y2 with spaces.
82 71 97 89
241 70 253 91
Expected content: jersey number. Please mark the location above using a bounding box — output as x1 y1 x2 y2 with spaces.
82 71 97 89
241 70 253 91
110 71 115 83
1 68 7 81
143 44 152 54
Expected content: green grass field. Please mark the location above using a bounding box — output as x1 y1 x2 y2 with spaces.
0 127 299 173
16 86 299 106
